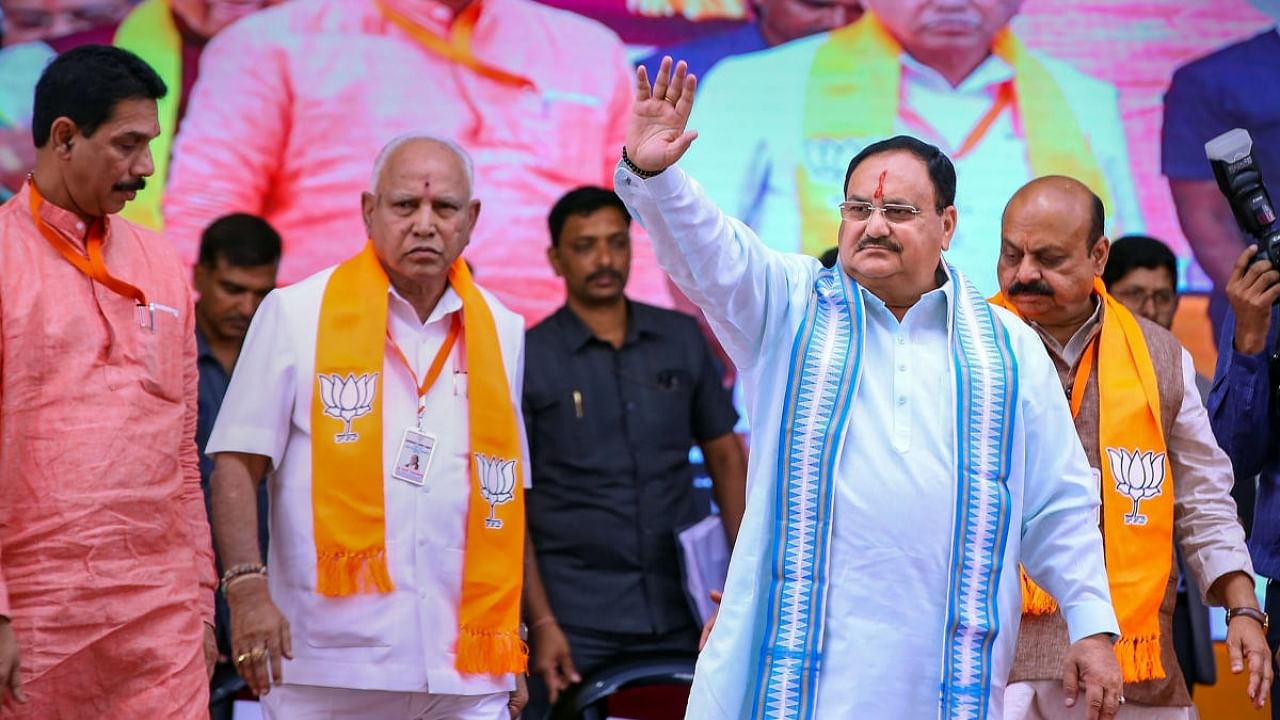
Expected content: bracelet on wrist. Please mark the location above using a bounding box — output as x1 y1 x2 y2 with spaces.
220 562 267 593
621 146 664 179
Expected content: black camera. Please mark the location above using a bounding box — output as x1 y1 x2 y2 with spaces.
1205 128 1280 271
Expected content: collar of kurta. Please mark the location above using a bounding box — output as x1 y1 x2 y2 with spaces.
20 180 110 251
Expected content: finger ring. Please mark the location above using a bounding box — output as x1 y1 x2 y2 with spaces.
235 653 251 664
665 97 677 106
251 646 267 658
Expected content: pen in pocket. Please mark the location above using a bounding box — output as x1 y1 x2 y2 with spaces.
572 390 583 419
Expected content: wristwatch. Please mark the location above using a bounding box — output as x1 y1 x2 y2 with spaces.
1226 606 1269 633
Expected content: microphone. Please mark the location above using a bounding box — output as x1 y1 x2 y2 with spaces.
1205 128 1280 272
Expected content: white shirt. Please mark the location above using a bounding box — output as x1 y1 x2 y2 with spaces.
615 164 1119 719
682 35 1144 297
207 268 528 695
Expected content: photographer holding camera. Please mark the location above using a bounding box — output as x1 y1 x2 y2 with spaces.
1208 245 1280 716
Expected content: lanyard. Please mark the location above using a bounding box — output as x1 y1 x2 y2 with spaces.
379 0 534 90
28 180 149 309
1070 337 1098 418
899 80 1015 160
387 315 462 427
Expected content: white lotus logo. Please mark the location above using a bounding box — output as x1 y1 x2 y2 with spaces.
475 453 517 529
318 372 377 443
1105 447 1166 526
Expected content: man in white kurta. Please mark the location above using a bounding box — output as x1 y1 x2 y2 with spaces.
681 0 1143 297
205 137 528 719
616 59 1125 719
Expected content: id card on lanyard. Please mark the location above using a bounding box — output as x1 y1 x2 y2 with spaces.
388 315 461 486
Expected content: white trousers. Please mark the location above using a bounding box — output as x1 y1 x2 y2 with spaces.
1005 680 1198 720
260 684 509 720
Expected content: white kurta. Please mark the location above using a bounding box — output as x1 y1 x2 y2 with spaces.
614 164 1119 719
681 38 1144 297
207 270 529 696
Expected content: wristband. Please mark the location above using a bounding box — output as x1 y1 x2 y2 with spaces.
621 146 664 179
220 562 267 593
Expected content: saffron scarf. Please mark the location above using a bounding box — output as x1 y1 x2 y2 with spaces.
311 242 527 674
991 279 1172 682
113 0 180 230
379 0 534 89
750 264 1017 720
796 11 1114 256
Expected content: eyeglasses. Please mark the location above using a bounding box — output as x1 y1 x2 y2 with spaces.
1112 287 1177 310
837 201 923 224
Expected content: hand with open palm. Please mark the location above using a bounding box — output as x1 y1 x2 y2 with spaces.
625 57 700 174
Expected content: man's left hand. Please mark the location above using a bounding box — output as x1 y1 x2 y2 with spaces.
1226 613 1273 708
203 623 218 680
508 672 528 719
1061 633 1123 720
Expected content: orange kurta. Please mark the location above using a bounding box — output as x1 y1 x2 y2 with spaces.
0 183 214 717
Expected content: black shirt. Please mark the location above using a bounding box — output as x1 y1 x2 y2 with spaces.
523 302 738 634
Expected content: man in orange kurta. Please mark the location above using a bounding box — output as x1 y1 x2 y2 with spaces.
0 45 216 717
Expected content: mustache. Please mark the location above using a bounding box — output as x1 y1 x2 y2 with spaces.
857 236 902 253
113 178 146 192
1008 280 1054 297
586 269 623 284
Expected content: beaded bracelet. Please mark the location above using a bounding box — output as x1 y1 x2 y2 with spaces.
220 562 267 593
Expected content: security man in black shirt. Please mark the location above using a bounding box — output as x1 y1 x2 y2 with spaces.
522 187 747 718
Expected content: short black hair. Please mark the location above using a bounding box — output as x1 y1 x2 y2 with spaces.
198 213 283 268
547 186 631 246
843 135 956 213
1102 235 1177 290
32 45 167 148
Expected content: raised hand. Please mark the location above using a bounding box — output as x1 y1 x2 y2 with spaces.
625 57 699 174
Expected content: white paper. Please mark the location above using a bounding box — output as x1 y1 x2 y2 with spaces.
676 514 730 626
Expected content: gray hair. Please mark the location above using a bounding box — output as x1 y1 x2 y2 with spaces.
369 133 475 196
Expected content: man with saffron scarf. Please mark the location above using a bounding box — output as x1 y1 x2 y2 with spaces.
617 57 1123 720
993 177 1270 718
0 45 217 716
679 0 1142 297
206 135 529 719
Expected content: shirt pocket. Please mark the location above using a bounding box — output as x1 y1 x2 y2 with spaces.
525 90 608 182
528 391 594 464
649 370 696 450
137 304 185 403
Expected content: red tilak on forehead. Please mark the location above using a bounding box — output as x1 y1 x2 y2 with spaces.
873 170 887 200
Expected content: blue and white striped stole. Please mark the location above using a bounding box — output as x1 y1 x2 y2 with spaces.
749 264 1018 720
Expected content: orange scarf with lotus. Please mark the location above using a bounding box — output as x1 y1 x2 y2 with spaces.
991 278 1173 682
311 242 526 674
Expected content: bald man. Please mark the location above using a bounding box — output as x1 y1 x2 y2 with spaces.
992 176 1269 718
207 135 530 719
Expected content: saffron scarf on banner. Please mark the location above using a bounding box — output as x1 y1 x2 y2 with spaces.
311 242 527 674
749 264 1018 720
795 11 1114 257
990 279 1172 682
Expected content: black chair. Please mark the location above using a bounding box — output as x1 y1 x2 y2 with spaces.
548 654 697 720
